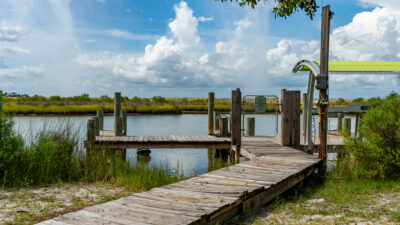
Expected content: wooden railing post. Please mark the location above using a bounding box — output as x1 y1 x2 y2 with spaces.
86 118 96 160
208 92 215 135
115 117 123 136
281 89 300 146
231 88 241 162
221 117 229 136
97 110 104 131
213 111 220 131
337 112 343 132
114 92 121 132
344 118 351 136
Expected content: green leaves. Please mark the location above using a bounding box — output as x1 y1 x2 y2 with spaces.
216 0 318 20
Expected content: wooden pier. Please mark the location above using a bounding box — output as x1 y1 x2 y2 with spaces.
39 138 321 225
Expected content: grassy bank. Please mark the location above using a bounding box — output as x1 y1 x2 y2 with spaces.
231 176 400 224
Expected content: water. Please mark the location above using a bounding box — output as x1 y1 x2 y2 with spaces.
12 114 355 176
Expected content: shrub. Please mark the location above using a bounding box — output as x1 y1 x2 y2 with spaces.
336 98 346 105
152 96 166 103
353 97 365 103
343 93 400 179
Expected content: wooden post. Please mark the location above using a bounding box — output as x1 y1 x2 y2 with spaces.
231 88 241 162
246 117 255 136
344 118 351 136
281 89 301 146
208 92 215 135
213 111 220 131
96 110 104 131
92 116 100 136
318 5 332 162
337 112 343 132
114 92 121 132
115 117 123 136
87 118 96 142
207 148 215 172
122 110 127 136
86 118 96 159
302 93 307 135
221 117 229 136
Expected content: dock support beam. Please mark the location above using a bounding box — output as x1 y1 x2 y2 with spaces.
114 92 121 132
213 111 220 131
208 92 215 135
343 118 351 136
231 88 241 162
337 112 343 132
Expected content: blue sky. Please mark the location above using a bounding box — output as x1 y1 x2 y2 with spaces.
0 0 399 98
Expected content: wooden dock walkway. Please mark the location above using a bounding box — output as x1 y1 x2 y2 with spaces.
39 138 321 225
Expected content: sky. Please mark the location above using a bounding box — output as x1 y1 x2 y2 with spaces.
0 0 399 98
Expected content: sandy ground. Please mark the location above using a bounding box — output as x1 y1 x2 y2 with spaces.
228 191 400 225
0 182 132 225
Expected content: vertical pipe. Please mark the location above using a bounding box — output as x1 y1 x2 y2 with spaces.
208 92 215 135
97 110 104 131
114 92 121 132
302 93 307 135
246 117 255 136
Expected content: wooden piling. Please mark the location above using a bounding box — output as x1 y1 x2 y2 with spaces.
213 111 220 131
208 92 215 135
115 117 123 136
344 118 351 136
122 110 127 136
231 88 241 162
87 118 96 142
114 92 121 132
355 113 359 138
281 89 301 146
337 113 343 132
246 117 255 136
97 110 104 131
221 117 229 136
93 116 100 136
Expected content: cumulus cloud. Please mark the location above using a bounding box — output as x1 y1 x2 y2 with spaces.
0 46 30 54
0 66 42 78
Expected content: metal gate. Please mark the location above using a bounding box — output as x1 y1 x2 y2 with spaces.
242 95 279 137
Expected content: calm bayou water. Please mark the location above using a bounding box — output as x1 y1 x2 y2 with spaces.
13 114 356 176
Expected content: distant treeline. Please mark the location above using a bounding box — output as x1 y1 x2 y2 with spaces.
0 93 369 115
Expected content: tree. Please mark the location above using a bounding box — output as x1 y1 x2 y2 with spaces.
216 0 318 20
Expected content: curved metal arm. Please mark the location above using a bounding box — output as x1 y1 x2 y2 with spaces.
292 60 320 152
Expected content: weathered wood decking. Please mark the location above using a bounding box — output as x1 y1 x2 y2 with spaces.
39 137 321 225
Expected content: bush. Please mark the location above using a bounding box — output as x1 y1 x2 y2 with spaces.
336 98 346 105
343 93 400 179
353 97 365 103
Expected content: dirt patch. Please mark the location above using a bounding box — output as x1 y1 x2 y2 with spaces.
0 182 132 225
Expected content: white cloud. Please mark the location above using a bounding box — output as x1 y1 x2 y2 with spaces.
198 16 214 22
84 29 159 41
0 66 42 78
0 24 28 42
0 46 30 54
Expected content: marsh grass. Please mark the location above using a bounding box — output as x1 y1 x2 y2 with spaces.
0 112 184 190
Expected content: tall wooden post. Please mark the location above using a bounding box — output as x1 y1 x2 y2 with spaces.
318 5 332 162
231 88 241 162
86 118 96 160
97 110 104 131
208 92 215 135
213 111 220 131
114 92 121 132
281 89 301 146
343 118 351 136
246 117 255 136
